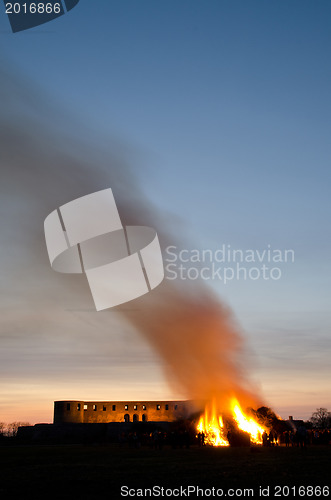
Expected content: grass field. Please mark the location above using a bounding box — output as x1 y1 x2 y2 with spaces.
0 443 330 497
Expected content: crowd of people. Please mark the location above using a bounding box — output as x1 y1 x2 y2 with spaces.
119 426 331 449
262 427 331 447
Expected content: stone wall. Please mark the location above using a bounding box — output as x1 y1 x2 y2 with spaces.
54 400 194 424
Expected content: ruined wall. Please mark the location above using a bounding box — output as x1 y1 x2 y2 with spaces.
54 400 194 424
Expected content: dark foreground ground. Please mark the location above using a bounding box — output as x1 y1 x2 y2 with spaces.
0 443 330 498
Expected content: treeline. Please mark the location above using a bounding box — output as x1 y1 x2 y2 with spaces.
308 408 331 430
0 422 30 437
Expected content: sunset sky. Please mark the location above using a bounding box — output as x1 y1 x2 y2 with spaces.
0 1 330 424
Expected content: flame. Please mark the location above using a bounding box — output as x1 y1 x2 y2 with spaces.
197 399 229 446
231 398 265 444
197 397 267 446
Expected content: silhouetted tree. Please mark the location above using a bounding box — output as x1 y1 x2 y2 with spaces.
309 408 331 430
6 422 30 437
252 406 288 434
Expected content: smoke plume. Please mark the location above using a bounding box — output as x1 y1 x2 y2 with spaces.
0 64 263 416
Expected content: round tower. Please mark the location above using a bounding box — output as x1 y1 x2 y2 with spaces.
54 401 84 423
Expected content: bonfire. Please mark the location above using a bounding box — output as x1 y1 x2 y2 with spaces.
197 397 267 446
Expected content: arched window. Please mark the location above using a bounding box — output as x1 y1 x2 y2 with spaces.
142 414 147 422
124 414 130 423
133 414 139 422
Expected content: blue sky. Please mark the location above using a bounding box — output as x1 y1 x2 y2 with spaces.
0 1 330 422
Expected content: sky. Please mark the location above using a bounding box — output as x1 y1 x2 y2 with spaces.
0 0 330 424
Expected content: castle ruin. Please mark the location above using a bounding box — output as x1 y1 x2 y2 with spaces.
54 400 194 424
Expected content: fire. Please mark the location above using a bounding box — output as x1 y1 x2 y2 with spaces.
197 397 267 446
231 398 265 444
197 399 229 446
